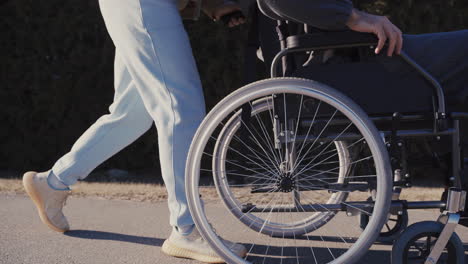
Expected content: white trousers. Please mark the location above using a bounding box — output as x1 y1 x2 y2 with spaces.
52 0 206 228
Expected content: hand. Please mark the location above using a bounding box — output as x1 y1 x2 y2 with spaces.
212 3 246 28
346 9 403 56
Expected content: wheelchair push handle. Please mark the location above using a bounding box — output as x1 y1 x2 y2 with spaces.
220 10 246 26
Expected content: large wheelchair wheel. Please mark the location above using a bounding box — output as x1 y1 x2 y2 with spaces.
186 78 392 264
213 96 351 237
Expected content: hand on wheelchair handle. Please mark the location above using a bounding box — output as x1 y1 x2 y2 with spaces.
213 4 245 28
220 10 246 27
346 8 403 57
218 10 246 28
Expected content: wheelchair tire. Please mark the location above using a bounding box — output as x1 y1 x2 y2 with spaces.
391 221 465 264
186 78 392 264
212 96 351 237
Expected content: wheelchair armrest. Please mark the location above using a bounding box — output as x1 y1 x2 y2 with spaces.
286 31 378 50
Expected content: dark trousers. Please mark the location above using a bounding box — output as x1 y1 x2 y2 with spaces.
404 30 468 107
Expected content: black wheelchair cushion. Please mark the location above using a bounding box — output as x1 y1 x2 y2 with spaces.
293 53 436 115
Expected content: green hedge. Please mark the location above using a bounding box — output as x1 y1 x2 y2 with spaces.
1 0 468 175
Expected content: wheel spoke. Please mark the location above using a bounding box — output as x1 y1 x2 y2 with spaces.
248 100 283 168
297 155 373 182
205 151 276 180
293 122 353 178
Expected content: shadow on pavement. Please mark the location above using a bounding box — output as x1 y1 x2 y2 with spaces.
242 243 391 264
64 230 164 247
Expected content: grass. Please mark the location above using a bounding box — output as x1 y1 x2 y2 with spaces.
0 178 168 202
0 178 445 203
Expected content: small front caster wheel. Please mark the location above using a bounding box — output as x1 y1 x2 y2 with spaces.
391 221 465 264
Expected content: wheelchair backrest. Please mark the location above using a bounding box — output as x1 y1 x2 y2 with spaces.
256 0 284 21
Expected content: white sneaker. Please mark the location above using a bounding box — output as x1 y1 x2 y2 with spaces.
23 171 70 232
161 226 247 263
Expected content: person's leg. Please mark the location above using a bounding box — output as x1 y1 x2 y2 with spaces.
97 0 247 261
51 51 154 185
23 51 154 232
402 30 468 106
97 0 206 229
402 31 468 223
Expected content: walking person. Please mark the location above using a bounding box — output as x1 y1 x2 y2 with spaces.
22 0 247 262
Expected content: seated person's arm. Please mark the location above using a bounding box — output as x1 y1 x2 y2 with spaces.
346 8 403 56
263 0 402 56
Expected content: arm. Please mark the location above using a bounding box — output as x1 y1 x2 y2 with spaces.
263 0 402 56
346 8 403 56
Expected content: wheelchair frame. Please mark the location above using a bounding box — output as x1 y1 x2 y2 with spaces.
265 20 468 263
184 12 468 262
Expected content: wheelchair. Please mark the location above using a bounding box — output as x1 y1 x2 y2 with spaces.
185 4 468 264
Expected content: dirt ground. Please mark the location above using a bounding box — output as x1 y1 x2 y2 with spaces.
0 178 444 203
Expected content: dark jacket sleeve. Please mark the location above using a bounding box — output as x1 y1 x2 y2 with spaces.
263 0 353 30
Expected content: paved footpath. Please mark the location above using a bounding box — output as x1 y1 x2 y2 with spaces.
0 193 466 264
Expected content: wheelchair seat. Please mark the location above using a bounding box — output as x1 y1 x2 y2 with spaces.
284 31 439 115
293 51 436 115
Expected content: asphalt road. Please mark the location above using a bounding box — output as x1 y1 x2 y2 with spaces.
1 194 467 264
